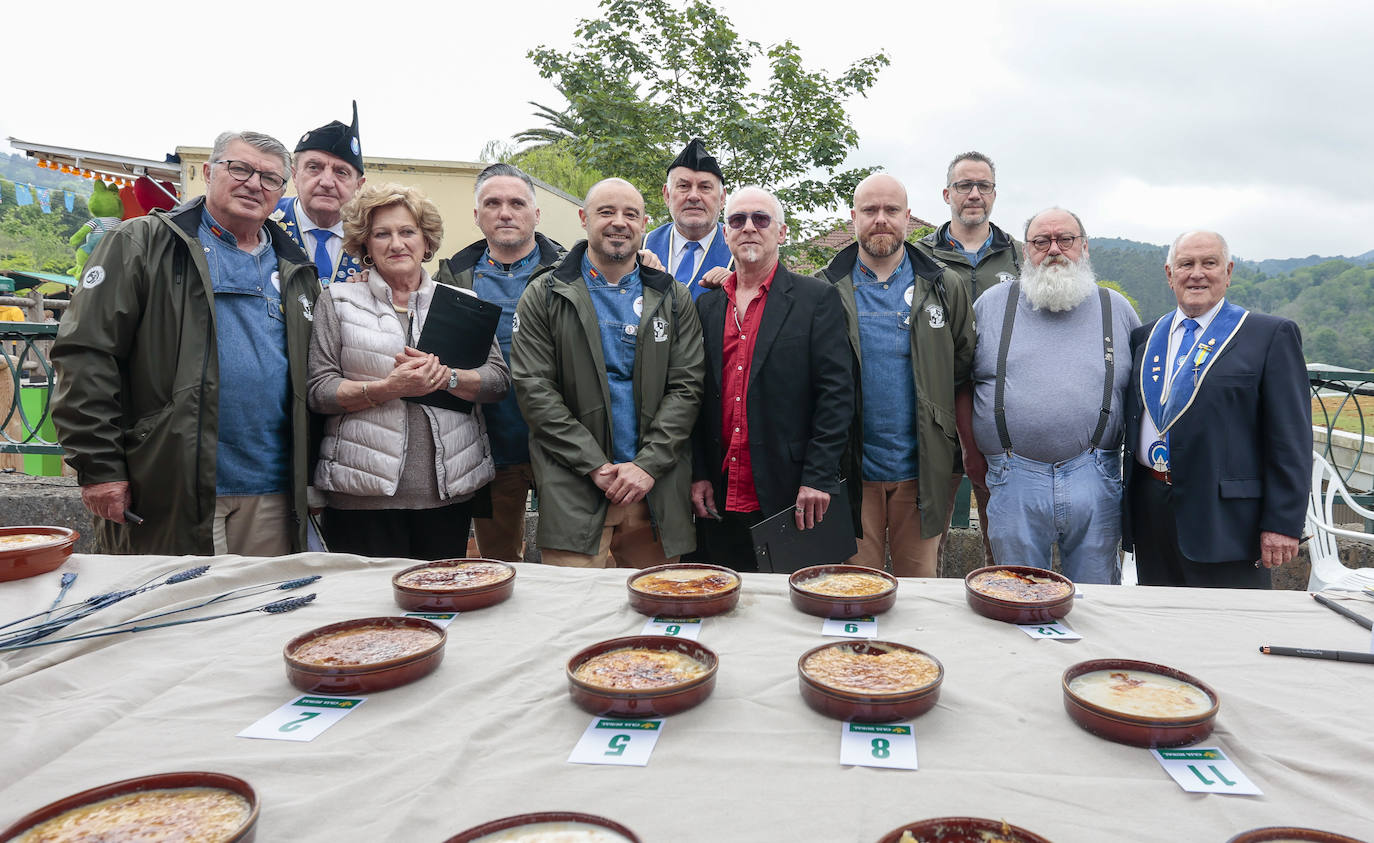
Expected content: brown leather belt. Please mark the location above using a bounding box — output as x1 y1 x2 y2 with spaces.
1147 466 1172 485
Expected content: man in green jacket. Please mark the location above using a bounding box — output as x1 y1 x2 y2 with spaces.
52 131 321 556
819 174 974 577
511 178 704 567
914 151 1025 566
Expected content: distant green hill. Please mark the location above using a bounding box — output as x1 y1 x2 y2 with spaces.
1089 237 1374 370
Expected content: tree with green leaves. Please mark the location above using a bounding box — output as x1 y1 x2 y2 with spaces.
522 0 888 235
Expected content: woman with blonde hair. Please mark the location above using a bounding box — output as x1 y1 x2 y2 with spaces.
307 183 508 558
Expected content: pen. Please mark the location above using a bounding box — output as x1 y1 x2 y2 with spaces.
1259 645 1374 664
1312 593 1374 630
123 510 144 525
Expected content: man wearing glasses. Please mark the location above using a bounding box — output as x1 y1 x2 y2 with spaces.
955 208 1140 583
53 131 321 557
915 151 1024 567
273 102 366 286
690 187 855 571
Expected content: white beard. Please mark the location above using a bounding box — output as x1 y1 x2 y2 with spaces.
1021 253 1097 312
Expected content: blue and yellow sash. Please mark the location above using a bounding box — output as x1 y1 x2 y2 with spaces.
1140 300 1248 437
272 199 361 285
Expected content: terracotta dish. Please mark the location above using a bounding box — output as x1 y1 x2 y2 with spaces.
284 616 445 695
391 558 516 612
0 771 258 843
877 816 1053 843
964 565 1075 624
0 526 79 583
626 562 740 618
1062 658 1220 748
566 635 718 718
789 564 897 619
1226 828 1370 843
443 811 642 842
797 640 943 723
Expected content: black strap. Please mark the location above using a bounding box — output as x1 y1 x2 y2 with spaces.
993 282 1019 453
1089 286 1114 450
994 283 1116 454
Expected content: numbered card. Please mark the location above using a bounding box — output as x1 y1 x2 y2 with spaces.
237 695 367 742
822 615 878 639
568 717 664 766
1152 748 1261 795
402 611 458 629
839 722 918 770
641 616 702 640
1016 620 1082 640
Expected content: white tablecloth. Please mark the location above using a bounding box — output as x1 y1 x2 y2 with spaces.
2 553 1371 842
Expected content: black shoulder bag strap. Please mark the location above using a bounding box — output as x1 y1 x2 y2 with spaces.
993 282 1020 454
1089 286 1114 450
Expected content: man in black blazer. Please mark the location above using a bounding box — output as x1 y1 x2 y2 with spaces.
1123 231 1310 587
690 186 856 572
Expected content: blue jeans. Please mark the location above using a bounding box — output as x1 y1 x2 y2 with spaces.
984 449 1123 584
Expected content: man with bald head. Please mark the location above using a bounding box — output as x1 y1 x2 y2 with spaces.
691 186 855 572
1123 231 1309 588
957 208 1140 583
817 174 973 577
511 178 704 568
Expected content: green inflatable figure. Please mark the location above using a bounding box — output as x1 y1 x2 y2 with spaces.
69 181 124 276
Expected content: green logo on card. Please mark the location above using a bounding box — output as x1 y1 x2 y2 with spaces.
596 719 660 730
406 613 456 620
1157 748 1224 760
848 724 909 735
294 696 362 709
653 617 701 623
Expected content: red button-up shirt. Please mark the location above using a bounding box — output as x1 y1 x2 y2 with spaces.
720 267 775 512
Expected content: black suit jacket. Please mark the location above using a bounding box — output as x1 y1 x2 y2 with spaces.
1122 311 1310 564
692 264 856 519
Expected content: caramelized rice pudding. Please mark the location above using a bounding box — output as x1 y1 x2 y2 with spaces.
1068 669 1212 719
572 648 708 690
796 572 890 597
631 568 737 597
396 562 512 591
969 569 1072 602
12 787 251 843
471 823 633 843
0 533 57 549
803 645 939 694
291 625 441 666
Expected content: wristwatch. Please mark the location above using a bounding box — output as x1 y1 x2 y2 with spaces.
446 368 459 390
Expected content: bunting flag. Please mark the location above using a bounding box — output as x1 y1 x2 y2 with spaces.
64 192 75 212
15 184 33 206
36 188 51 213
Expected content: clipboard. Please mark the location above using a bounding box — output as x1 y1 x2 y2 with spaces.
404 283 501 414
749 484 857 574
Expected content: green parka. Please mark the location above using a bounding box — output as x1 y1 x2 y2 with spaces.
51 197 321 554
819 241 975 539
914 221 1024 303
510 241 704 557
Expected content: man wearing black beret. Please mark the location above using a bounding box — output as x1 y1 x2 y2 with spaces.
645 138 733 300
274 101 367 285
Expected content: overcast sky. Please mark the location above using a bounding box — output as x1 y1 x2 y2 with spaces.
5 0 1370 261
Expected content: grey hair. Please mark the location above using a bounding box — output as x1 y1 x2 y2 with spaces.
1167 231 1231 265
724 185 786 222
946 151 996 185
210 131 291 179
475 162 537 207
1024 207 1087 240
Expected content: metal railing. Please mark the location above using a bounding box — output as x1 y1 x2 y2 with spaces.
1309 367 1374 530
0 322 62 456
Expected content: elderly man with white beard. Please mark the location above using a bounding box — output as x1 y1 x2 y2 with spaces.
954 208 1141 582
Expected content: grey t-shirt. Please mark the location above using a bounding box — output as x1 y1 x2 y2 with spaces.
971 283 1142 462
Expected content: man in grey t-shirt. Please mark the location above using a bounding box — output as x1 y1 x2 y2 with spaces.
955 208 1141 583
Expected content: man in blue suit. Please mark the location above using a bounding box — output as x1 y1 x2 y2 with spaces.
273 102 366 286
1123 231 1310 587
644 138 733 299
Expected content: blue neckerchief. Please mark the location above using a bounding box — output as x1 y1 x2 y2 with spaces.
1140 300 1248 436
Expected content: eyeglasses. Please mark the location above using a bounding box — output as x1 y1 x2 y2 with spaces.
214 160 287 192
726 211 773 230
949 180 996 195
1027 234 1085 252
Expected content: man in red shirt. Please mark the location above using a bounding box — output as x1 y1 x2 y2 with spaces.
690 186 856 572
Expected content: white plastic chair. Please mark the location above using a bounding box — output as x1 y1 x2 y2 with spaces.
1306 450 1374 592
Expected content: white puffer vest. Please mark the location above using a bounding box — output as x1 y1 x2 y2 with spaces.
313 271 494 499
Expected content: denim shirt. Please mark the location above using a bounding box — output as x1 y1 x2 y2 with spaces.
947 228 995 267
853 253 918 481
582 253 641 465
473 245 540 465
198 208 290 495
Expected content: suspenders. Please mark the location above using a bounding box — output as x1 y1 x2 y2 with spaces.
993 282 1114 455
